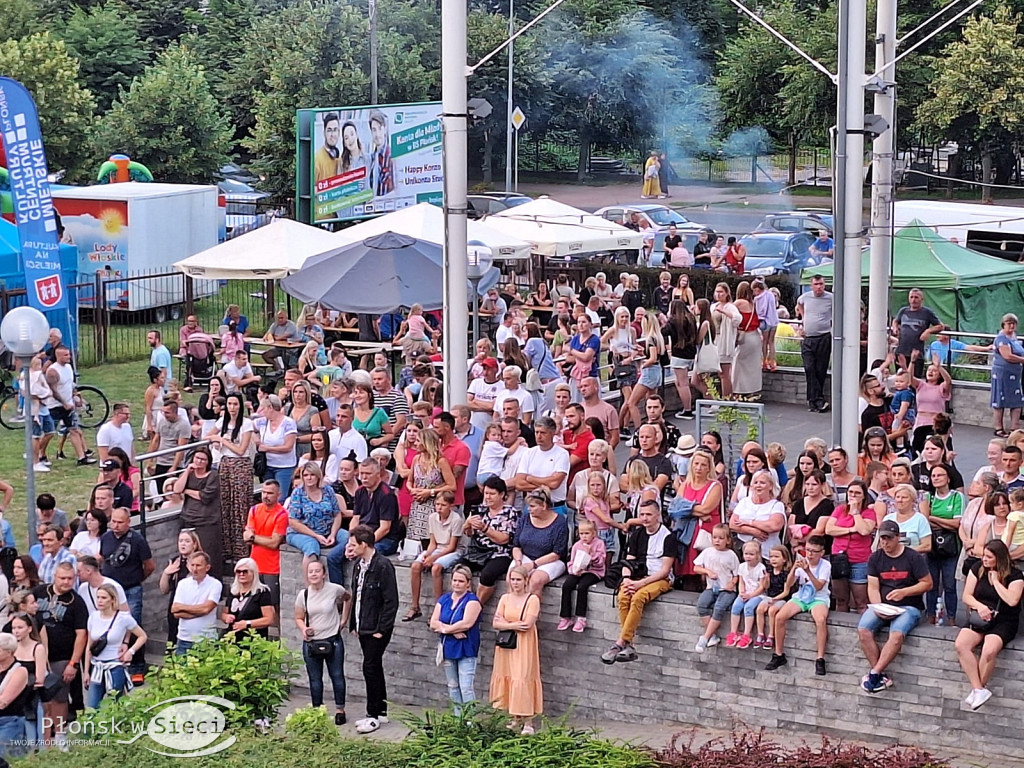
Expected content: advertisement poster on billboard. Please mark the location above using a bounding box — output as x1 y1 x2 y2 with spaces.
52 197 128 308
309 101 442 224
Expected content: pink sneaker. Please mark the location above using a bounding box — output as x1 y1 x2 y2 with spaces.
736 634 753 649
572 617 587 633
556 617 573 631
754 634 767 649
724 632 740 648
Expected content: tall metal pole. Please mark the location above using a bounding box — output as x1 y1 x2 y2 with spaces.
831 6 848 445
868 0 897 364
22 364 37 547
369 0 379 104
505 0 514 192
840 0 868 459
442 0 469 408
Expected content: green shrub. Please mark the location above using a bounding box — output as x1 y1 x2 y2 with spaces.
283 705 341 746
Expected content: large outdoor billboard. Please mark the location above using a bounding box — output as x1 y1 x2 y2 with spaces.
297 101 443 225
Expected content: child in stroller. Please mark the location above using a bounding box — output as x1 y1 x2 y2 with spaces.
182 332 216 392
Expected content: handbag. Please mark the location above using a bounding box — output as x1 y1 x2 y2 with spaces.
693 528 713 552
495 597 530 650
829 551 852 580
88 613 118 657
302 589 337 659
695 331 721 375
37 667 63 703
931 528 960 559
968 603 1000 633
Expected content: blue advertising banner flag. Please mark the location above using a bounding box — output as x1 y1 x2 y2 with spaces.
0 77 68 312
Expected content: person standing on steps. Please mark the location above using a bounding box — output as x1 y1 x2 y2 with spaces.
349 525 399 735
796 275 833 414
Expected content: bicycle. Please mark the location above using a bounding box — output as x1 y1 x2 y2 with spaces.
0 379 110 431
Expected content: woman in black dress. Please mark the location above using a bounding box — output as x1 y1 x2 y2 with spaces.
955 540 1024 710
221 557 275 640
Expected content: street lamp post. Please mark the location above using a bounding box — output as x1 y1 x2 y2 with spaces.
0 306 50 548
467 241 494 347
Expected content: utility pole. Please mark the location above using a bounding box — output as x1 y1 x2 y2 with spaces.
868 0 897 364
369 0 379 104
836 0 868 459
505 0 514 192
441 0 469 407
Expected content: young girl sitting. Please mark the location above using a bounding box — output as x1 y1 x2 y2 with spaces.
557 521 607 633
765 535 831 675
725 541 767 649
693 524 740 652
579 472 621 554
754 545 792 649
406 491 465 621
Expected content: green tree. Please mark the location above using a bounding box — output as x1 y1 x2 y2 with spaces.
62 0 151 111
916 6 1024 201
91 45 232 182
122 0 200 48
1 0 44 43
0 32 96 181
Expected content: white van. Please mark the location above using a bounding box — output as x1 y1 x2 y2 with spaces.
892 200 1024 260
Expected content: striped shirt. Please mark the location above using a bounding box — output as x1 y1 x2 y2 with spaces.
373 386 409 450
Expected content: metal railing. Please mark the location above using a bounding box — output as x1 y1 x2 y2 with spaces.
136 438 216 537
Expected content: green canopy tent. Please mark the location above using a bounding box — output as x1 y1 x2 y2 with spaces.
802 219 1024 332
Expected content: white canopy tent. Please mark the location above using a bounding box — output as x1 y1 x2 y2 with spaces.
174 218 337 279
331 202 532 260
485 197 643 258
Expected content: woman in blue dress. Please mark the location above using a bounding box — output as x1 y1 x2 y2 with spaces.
992 313 1024 437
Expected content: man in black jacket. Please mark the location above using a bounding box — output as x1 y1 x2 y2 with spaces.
349 524 399 734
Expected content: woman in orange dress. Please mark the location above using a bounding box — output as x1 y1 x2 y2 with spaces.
489 565 542 734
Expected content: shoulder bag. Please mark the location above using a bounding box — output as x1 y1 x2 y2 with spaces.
930 493 962 559
303 589 336 658
694 327 720 375
495 596 532 649
37 641 63 702
968 597 1001 633
253 423 269 480
88 613 119 656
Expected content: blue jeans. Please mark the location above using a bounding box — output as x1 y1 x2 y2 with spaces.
287 530 350 586
302 636 346 708
124 584 145 675
442 655 478 713
267 465 297 492
374 538 399 556
175 639 194 655
697 588 737 622
597 528 617 554
22 700 43 750
86 665 128 709
927 555 959 620
731 594 765 617
858 604 923 636
0 716 26 758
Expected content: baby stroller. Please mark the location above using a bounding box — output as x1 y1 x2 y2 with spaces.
182 332 216 392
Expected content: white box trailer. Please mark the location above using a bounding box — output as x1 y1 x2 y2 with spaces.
892 200 1024 261
52 182 222 320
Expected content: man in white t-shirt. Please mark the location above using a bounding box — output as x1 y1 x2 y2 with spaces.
171 552 222 654
222 349 261 395
96 403 135 462
329 403 369 462
492 366 534 424
76 555 129 613
495 313 516 347
467 357 502 430
513 417 570 513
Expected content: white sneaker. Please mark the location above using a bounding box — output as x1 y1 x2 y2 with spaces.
356 717 381 734
971 688 992 710
706 634 722 648
694 636 708 653
33 462 50 473
964 690 979 708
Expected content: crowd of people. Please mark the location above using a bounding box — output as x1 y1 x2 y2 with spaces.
0 272 1012 755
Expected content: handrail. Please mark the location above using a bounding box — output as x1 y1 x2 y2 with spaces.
136 438 216 537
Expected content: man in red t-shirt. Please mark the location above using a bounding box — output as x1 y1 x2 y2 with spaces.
244 479 288 606
561 403 594 485
432 412 470 511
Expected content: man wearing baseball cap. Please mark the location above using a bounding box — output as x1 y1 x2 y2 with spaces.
857 519 932 693
467 357 502 430
99 458 133 510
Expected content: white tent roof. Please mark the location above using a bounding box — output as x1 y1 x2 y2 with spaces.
486 198 643 258
174 218 337 279
332 203 532 260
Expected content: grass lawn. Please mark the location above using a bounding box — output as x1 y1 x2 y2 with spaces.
0 359 204 547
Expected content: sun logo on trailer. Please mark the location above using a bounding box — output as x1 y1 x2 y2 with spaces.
100 207 126 235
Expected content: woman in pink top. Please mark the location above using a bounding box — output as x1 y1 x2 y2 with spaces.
393 421 422 520
675 448 724 588
912 364 952 455
825 479 877 612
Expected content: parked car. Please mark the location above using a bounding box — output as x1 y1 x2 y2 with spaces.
467 192 532 219
754 210 833 236
742 231 829 276
594 203 712 263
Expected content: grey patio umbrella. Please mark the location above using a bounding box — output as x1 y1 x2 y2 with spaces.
279 231 499 313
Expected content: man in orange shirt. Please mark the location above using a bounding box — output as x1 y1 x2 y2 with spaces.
244 479 288 607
